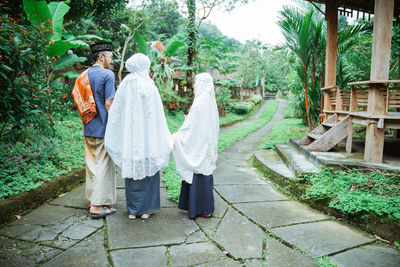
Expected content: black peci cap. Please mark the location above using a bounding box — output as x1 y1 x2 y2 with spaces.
90 42 113 54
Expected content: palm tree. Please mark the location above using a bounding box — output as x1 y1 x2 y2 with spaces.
278 5 366 127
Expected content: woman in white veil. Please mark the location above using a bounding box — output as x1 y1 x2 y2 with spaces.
172 73 219 219
105 53 173 219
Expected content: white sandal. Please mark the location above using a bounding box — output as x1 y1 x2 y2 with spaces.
128 214 136 220
141 212 154 219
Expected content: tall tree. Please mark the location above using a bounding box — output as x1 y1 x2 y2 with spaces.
182 0 249 93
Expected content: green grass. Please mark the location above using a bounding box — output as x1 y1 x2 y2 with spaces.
219 112 247 126
257 102 308 150
164 100 280 202
0 112 84 200
258 117 308 150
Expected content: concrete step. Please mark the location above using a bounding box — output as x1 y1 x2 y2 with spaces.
275 144 320 176
253 149 295 180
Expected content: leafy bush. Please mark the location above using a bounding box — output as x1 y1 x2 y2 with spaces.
0 7 51 137
232 101 255 115
1 1 107 139
248 95 263 105
300 168 400 220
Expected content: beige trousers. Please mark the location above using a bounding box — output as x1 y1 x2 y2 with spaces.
84 136 116 205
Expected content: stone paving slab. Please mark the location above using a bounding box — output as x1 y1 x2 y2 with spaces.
330 243 400 267
185 229 207 244
49 185 88 209
0 235 62 266
214 207 263 259
214 171 266 185
234 201 330 228
213 192 228 218
196 216 221 237
9 204 76 226
169 242 225 266
264 236 317 266
271 221 375 257
215 184 288 203
198 257 242 267
244 259 263 266
110 246 167 267
42 230 108 267
107 207 199 249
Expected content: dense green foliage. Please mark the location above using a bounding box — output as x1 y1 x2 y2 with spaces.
299 168 400 221
0 113 83 200
1 0 107 138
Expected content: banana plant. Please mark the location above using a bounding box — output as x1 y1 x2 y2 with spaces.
23 0 109 79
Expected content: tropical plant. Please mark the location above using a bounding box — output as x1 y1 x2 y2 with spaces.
0 0 108 138
278 4 366 126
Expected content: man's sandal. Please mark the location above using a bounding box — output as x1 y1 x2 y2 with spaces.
90 206 116 219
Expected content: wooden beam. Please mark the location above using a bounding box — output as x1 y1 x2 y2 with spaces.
364 0 394 163
324 0 338 113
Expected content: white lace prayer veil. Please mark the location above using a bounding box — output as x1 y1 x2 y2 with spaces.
172 73 219 184
105 53 173 180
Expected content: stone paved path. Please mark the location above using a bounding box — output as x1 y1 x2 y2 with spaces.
1 100 400 266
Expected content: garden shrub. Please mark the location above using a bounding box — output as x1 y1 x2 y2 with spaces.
300 168 400 220
248 95 263 105
232 101 255 115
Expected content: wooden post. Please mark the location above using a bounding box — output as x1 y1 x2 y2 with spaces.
324 0 338 115
364 0 395 163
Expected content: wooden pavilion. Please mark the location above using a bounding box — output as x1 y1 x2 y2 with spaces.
298 0 400 163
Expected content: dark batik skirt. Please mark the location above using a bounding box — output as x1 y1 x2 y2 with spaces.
178 173 214 219
125 171 160 216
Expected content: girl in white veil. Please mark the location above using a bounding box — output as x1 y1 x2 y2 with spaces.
105 53 173 219
172 73 219 219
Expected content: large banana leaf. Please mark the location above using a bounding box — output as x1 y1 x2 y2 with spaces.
134 33 149 55
74 35 112 42
52 54 86 70
48 1 70 41
47 40 89 57
164 38 185 58
54 71 80 79
23 0 51 26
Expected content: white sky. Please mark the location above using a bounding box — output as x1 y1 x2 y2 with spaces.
206 0 296 45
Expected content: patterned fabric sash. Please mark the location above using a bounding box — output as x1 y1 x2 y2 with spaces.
72 69 97 124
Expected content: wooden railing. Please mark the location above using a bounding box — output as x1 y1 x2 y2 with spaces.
322 80 400 116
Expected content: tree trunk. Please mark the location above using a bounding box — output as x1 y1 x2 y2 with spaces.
186 0 197 98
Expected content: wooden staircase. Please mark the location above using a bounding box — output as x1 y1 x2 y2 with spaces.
298 114 351 152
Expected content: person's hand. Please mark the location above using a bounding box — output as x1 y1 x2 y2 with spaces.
184 114 187 119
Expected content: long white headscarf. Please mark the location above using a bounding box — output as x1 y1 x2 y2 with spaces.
105 53 173 180
172 73 219 184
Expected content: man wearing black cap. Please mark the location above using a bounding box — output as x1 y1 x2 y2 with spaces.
84 42 117 218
